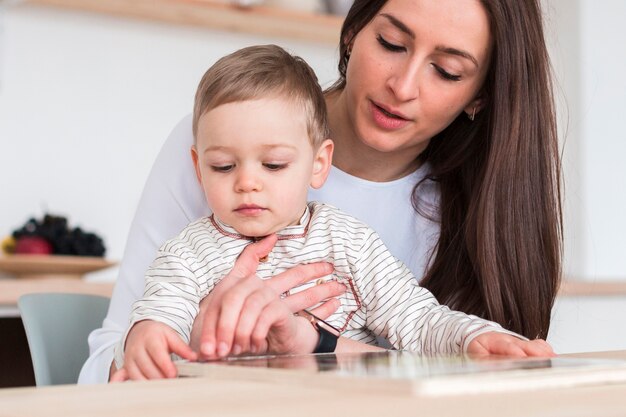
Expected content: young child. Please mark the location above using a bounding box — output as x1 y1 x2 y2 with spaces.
114 45 552 379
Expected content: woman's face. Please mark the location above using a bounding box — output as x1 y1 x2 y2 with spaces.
343 0 492 155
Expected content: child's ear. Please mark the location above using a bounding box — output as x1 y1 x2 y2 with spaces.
190 145 203 184
310 139 334 189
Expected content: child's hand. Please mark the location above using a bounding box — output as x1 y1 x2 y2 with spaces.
467 332 555 357
112 320 197 381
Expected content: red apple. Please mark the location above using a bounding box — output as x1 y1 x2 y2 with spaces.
14 236 53 255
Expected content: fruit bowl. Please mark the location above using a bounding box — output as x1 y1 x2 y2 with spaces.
0 255 116 280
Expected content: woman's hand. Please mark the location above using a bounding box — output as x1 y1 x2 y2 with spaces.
467 332 555 357
189 234 347 359
110 320 197 382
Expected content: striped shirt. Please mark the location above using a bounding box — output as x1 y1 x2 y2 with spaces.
115 202 507 367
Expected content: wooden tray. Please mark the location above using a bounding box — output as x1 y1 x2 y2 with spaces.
0 255 116 279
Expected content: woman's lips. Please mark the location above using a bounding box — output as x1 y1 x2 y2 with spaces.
370 101 411 130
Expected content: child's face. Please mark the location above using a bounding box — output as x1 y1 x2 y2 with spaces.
192 97 332 237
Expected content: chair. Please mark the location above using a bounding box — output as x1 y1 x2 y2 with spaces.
18 293 110 386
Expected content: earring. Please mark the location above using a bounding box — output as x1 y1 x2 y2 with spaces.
345 44 352 61
468 106 477 121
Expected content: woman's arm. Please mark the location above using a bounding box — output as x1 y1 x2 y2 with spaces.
78 115 208 384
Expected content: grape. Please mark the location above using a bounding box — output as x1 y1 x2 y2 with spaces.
12 214 106 257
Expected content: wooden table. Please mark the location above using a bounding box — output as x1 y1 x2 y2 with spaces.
0 278 114 317
0 278 114 305
1 351 626 417
0 254 116 316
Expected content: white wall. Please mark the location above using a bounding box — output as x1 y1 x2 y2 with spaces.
578 0 626 280
546 0 626 281
0 4 338 281
543 0 584 280
544 0 626 353
551 295 626 353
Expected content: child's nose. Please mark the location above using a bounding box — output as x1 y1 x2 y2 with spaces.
234 168 262 192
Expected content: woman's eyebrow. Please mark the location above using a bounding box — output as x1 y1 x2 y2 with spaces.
380 13 415 39
435 46 479 68
380 13 479 68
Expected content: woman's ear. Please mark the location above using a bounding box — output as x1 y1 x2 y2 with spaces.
343 32 355 61
190 145 203 184
310 139 334 189
464 93 486 120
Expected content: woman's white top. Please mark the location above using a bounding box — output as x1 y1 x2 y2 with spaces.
78 115 440 384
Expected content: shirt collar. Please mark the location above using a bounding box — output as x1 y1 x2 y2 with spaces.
210 204 312 241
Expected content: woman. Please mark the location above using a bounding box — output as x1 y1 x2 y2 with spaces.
80 0 562 383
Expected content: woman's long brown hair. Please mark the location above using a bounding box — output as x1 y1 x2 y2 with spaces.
330 0 563 339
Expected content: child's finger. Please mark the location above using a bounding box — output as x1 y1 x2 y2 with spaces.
152 350 178 378
125 361 148 381
148 347 177 379
132 350 166 380
468 334 526 357
109 368 128 383
167 332 198 362
494 338 528 357
521 339 555 357
537 339 556 355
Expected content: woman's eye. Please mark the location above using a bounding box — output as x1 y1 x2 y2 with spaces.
263 163 287 171
211 165 234 173
376 34 405 53
433 65 461 82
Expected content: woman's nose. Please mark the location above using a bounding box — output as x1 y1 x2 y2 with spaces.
387 61 420 102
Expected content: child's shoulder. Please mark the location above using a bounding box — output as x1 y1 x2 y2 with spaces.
309 200 358 220
308 201 377 237
158 216 217 254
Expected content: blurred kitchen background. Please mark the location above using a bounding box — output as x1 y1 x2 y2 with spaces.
0 0 624 353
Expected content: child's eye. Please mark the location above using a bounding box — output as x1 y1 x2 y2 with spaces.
377 34 405 53
211 164 234 173
432 64 461 82
263 163 287 171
